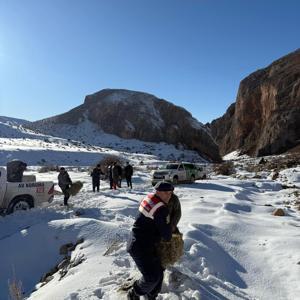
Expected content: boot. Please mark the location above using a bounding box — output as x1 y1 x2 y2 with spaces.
127 288 139 300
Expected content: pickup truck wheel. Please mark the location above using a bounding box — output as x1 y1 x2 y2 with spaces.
173 176 178 185
7 197 34 214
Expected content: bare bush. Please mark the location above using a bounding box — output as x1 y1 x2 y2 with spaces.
8 278 23 300
96 155 124 175
244 153 300 173
213 161 235 175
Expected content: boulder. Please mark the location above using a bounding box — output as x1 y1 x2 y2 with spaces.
272 208 285 216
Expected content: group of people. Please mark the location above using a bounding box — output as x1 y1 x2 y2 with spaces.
57 161 134 205
107 161 133 190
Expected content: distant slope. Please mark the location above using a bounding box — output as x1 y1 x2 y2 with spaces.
0 116 206 166
0 115 30 126
26 89 221 162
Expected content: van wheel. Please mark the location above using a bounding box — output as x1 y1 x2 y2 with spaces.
190 175 195 183
7 197 34 214
173 176 178 185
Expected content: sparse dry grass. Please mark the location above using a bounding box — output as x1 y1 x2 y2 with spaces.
244 152 300 173
8 278 23 300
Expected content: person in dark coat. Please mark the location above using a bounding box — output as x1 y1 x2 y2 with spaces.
58 167 72 206
112 162 120 189
91 164 103 192
7 160 27 182
124 161 133 189
116 163 123 187
127 181 173 300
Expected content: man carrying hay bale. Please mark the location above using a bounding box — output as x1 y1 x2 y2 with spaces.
127 181 175 300
58 167 73 206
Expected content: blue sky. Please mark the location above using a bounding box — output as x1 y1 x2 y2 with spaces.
0 0 299 123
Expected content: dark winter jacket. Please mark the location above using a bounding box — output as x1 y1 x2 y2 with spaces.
58 170 72 191
124 164 133 178
112 165 121 182
168 193 181 231
108 165 113 180
91 167 103 183
127 193 172 256
7 160 27 182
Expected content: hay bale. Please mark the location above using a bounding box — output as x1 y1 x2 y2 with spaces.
156 233 184 268
69 181 83 196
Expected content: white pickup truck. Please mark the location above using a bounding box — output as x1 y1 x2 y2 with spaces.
151 162 207 185
0 167 54 214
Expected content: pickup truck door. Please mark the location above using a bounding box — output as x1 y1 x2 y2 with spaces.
177 164 186 181
0 168 7 206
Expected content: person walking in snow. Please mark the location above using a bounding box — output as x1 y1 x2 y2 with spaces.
108 163 113 189
58 167 72 206
91 164 103 192
116 163 123 187
124 161 133 189
112 162 121 189
126 181 173 300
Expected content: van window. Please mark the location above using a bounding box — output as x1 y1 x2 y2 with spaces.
165 164 179 170
183 163 194 170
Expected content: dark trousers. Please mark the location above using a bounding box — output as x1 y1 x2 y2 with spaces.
129 252 164 298
92 180 100 192
63 190 70 206
126 176 132 189
109 177 113 189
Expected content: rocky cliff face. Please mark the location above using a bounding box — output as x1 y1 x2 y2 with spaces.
28 89 221 161
210 49 300 156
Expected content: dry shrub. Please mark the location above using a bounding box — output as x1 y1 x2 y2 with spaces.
96 155 123 175
245 153 300 173
213 161 235 175
156 233 184 268
8 278 23 300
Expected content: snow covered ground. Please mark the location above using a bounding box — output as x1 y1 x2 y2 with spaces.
1 166 299 300
0 117 299 300
0 117 204 166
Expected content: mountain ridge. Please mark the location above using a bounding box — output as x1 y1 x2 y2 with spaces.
26 89 221 162
209 48 300 157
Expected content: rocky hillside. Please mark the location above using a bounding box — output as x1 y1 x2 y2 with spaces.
210 49 300 157
26 89 221 161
